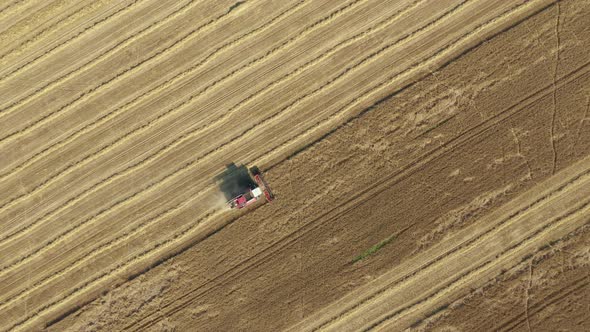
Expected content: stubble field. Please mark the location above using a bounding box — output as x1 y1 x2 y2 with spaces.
0 0 589 331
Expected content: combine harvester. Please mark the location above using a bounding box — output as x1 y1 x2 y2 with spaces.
217 163 274 210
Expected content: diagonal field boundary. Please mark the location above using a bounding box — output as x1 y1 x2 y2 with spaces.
0 0 466 256
0 0 470 294
3 0 568 330
39 0 568 330
133 60 587 332
0 0 429 317
0 0 367 265
0 1 438 316
0 0 313 310
126 2 582 330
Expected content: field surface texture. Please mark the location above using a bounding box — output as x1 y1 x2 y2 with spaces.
0 0 589 331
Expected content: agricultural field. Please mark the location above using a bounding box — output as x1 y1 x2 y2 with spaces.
0 0 589 331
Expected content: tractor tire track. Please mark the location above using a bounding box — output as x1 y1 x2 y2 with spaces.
1 0 568 326
496 275 589 331
131 43 589 332
359 187 590 330
304 165 590 330
0 0 365 253
135 148 558 330
363 193 590 331
2 0 556 304
302 61 590 332
0 0 216 144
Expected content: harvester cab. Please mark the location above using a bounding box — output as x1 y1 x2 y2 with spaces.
216 163 274 210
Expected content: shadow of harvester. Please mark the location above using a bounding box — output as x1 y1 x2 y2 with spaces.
215 163 258 202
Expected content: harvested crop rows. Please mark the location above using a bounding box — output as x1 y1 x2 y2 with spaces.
1 0 589 331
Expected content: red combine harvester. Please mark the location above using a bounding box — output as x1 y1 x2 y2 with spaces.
217 164 274 210
250 166 274 202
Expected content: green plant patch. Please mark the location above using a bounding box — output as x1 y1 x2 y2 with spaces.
351 234 397 264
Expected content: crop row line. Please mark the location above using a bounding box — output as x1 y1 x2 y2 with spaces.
0 0 363 260
0 0 421 311
131 2 569 329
